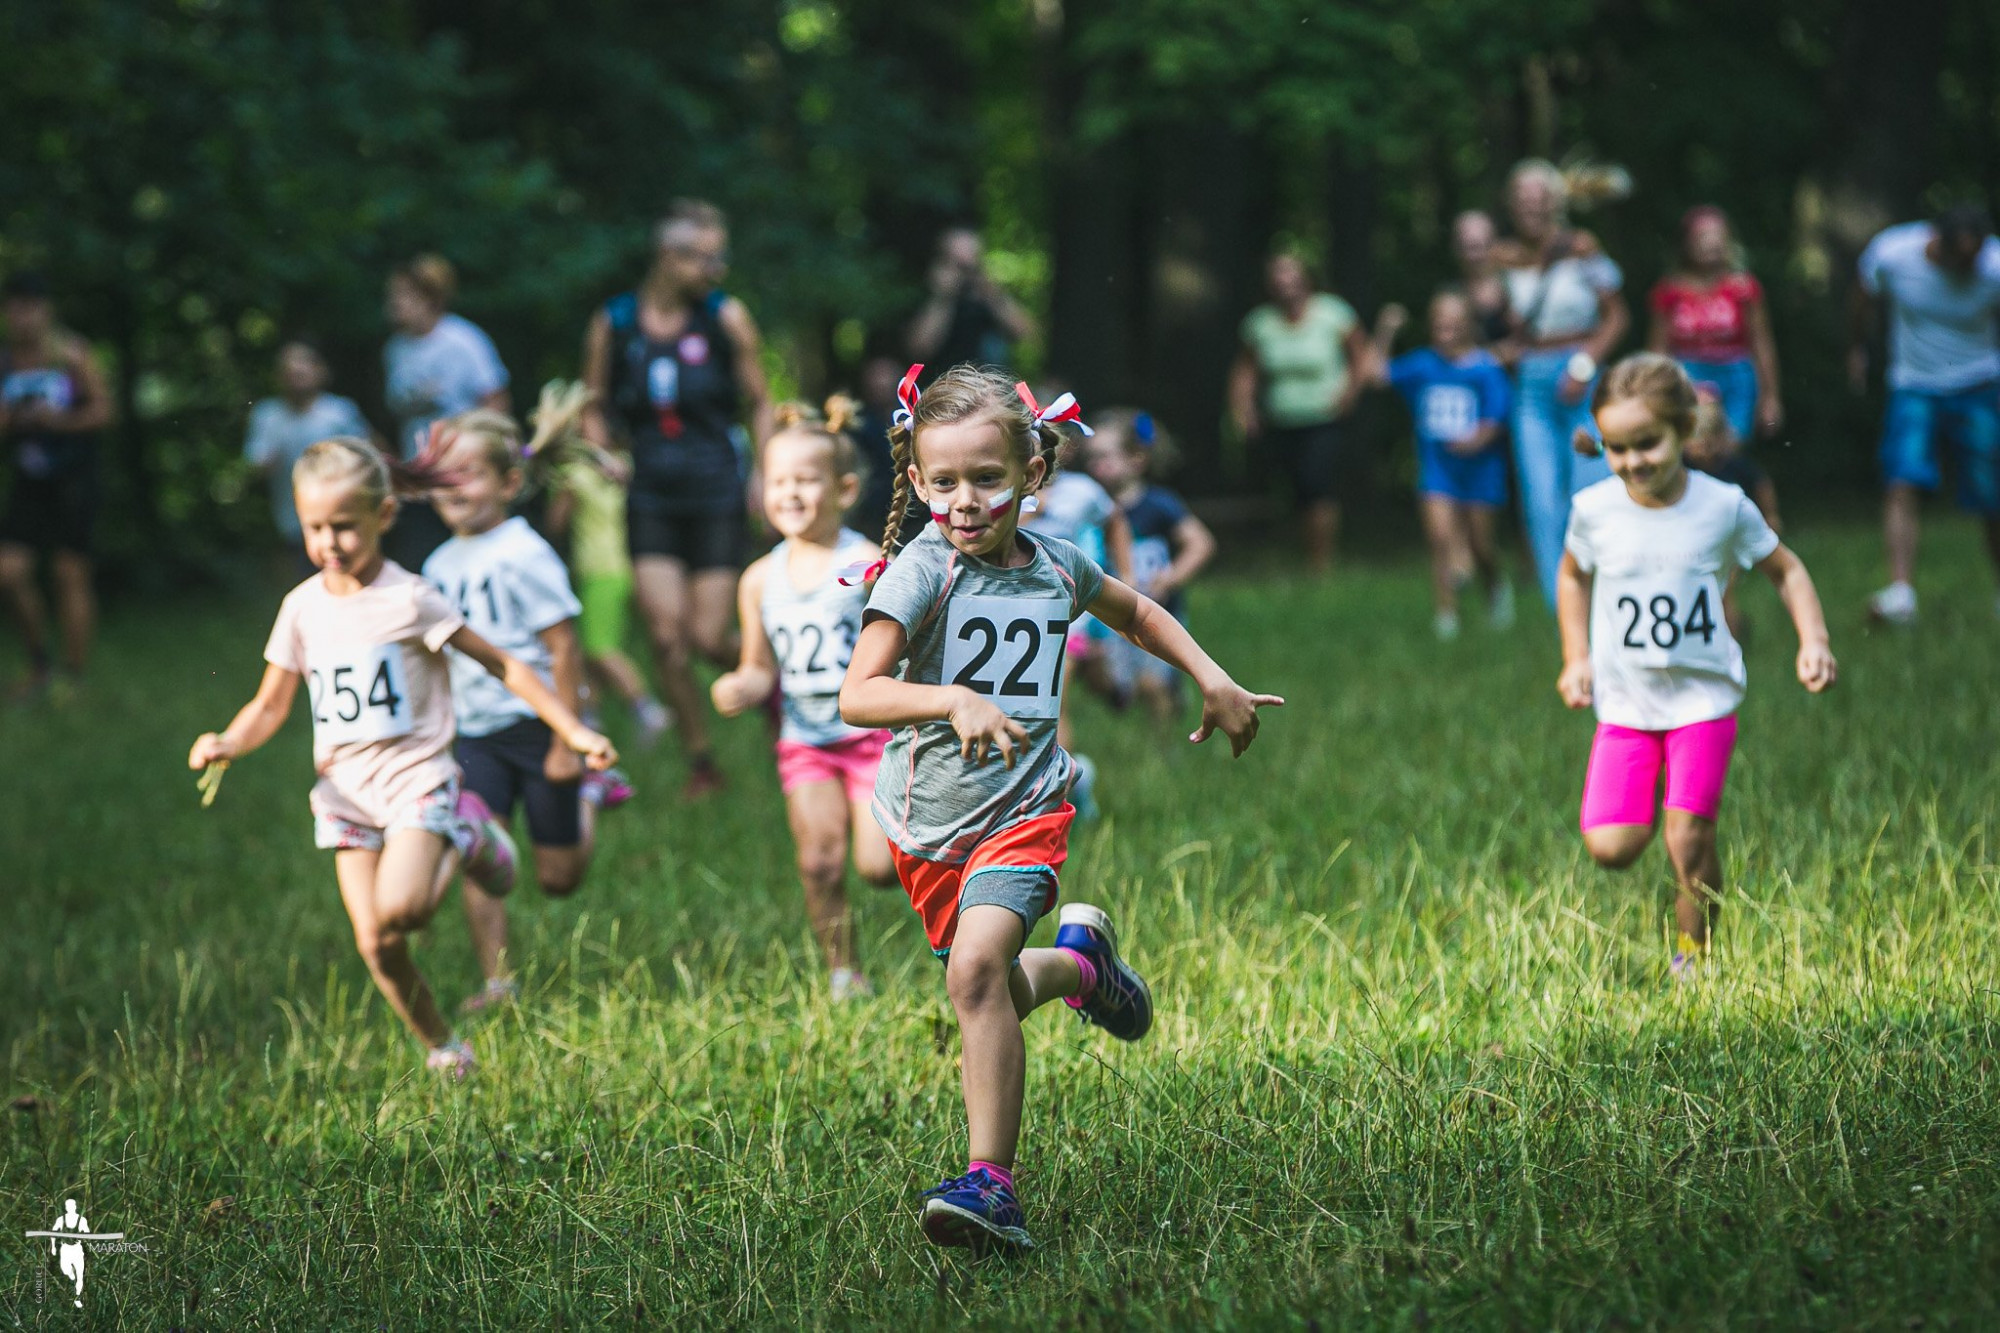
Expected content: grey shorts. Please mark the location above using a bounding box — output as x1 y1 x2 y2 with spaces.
934 867 1057 962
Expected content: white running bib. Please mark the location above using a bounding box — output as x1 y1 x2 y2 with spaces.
1595 570 1731 672
306 642 415 746
941 595 1070 720
767 598 859 696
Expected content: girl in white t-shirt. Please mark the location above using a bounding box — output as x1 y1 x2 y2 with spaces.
711 399 896 1001
189 438 615 1077
424 406 634 1016
1556 354 1836 975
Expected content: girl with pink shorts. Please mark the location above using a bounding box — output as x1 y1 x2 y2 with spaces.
1556 354 1836 975
712 400 896 1000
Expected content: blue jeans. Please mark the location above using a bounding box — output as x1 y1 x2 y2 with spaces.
1678 355 1758 441
1514 348 1611 606
1880 383 2000 514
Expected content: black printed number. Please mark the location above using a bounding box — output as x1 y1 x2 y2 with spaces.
774 619 852 679
951 617 1067 697
1616 588 1716 651
310 660 403 726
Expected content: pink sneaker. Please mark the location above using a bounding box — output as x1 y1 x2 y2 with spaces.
454 789 518 898
458 977 519 1016
582 767 635 812
426 1036 476 1081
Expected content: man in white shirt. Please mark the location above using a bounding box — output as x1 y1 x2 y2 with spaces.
1849 204 2000 623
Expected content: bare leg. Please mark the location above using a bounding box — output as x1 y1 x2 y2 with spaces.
1583 821 1655 871
633 556 712 758
787 780 855 972
1418 496 1472 617
687 569 742 671
48 550 93 674
0 544 49 670
461 875 510 982
1465 505 1501 591
1303 500 1340 576
532 795 595 897
1662 809 1722 946
587 648 652 707
849 798 897 888
335 832 456 1046
1883 483 1921 586
946 905 1084 1170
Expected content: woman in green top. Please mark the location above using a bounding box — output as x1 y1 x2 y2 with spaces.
1229 253 1373 574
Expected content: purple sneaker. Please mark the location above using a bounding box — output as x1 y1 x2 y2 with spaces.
454 789 518 899
920 1168 1033 1252
582 767 634 812
425 1036 476 1081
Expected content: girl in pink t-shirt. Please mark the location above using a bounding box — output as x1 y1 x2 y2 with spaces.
189 437 615 1078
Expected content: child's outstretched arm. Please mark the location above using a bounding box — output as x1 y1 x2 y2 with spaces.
711 561 777 718
448 626 619 767
189 664 301 768
1152 513 1217 602
1555 553 1594 709
1088 578 1282 756
841 617 1029 768
1754 544 1837 692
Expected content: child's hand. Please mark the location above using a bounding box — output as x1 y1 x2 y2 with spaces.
1190 681 1284 757
1796 641 1837 693
544 739 584 785
1557 660 1593 709
188 732 235 770
948 690 1029 768
564 726 619 771
710 670 763 718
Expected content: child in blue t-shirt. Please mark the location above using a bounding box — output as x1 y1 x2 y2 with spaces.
1368 290 1515 639
1084 411 1217 720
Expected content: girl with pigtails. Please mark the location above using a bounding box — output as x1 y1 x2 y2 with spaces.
838 364 1283 1252
189 434 616 1080
710 396 897 1003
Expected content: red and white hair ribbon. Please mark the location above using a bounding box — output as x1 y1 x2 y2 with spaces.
1015 382 1093 437
837 557 889 587
891 364 924 430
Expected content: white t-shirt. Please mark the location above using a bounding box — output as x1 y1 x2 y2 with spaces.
1504 251 1623 343
423 517 582 738
383 313 510 458
243 394 372 538
1858 222 2000 393
1565 471 1780 731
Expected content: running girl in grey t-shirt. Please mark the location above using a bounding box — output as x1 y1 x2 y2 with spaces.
839 363 1282 1254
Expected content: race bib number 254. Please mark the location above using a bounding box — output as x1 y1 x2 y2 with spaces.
941 595 1070 720
306 643 414 745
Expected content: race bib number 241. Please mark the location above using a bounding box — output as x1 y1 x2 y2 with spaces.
941 595 1070 720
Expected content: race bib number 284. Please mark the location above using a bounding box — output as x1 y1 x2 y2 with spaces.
941 595 1070 720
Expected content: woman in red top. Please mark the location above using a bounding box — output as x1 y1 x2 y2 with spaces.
1647 207 1782 441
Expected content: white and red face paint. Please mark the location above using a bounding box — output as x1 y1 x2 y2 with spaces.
931 485 1018 524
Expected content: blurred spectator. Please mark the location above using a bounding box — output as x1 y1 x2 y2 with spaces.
1648 206 1782 441
242 339 374 549
1228 251 1371 575
1452 210 1515 351
0 272 113 699
1495 158 1630 606
383 253 509 568
1849 204 2000 624
907 227 1036 374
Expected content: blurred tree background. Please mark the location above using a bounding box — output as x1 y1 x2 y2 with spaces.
2 0 1997 580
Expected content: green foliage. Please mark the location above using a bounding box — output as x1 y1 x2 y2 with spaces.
7 522 2000 1324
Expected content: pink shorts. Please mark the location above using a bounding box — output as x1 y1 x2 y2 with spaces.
1580 715 1738 831
775 730 889 804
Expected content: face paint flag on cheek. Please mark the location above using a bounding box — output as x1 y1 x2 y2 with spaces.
930 494 953 525
986 487 1017 517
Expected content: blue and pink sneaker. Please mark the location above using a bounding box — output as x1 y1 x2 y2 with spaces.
920 1168 1033 1252
454 789 518 898
1055 903 1153 1041
582 767 634 812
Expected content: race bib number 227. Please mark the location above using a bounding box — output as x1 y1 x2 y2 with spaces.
941 595 1070 720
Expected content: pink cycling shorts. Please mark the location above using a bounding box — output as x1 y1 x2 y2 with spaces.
775 729 889 804
1579 715 1738 831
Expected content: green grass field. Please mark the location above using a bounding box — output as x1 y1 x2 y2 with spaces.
6 516 2000 1329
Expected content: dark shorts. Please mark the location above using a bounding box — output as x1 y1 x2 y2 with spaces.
0 460 98 557
1267 421 1352 506
456 717 583 848
627 488 744 570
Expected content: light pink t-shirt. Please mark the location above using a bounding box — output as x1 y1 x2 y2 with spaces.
263 561 465 830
